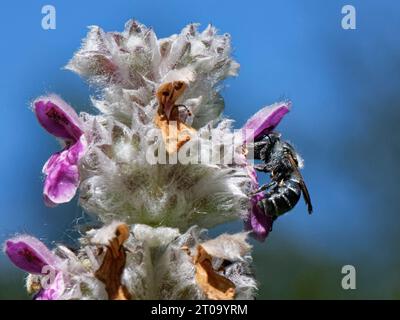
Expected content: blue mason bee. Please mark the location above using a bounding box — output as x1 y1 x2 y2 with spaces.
243 102 313 228
252 132 312 221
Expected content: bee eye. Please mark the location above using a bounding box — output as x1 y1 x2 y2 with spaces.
174 82 183 90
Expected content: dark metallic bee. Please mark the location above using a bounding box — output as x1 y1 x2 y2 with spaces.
252 132 313 221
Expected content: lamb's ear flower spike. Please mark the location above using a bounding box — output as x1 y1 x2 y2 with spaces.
33 95 86 206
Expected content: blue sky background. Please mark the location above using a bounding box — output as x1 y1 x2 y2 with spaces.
1 0 400 298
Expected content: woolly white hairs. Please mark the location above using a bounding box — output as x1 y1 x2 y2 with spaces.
67 20 239 128
71 21 251 230
79 111 250 229
26 223 256 300
126 224 256 299
200 232 252 262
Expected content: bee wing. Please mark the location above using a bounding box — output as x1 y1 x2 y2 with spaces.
242 101 291 143
287 153 313 214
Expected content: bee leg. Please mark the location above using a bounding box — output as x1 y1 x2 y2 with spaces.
254 164 270 172
252 141 269 159
251 181 277 195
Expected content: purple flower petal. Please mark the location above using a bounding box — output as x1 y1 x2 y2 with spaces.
33 95 83 142
35 272 65 300
33 95 86 206
243 165 273 241
242 101 291 143
245 198 273 242
43 136 87 206
4 235 59 274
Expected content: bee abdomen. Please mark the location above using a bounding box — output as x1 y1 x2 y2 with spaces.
261 176 301 218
